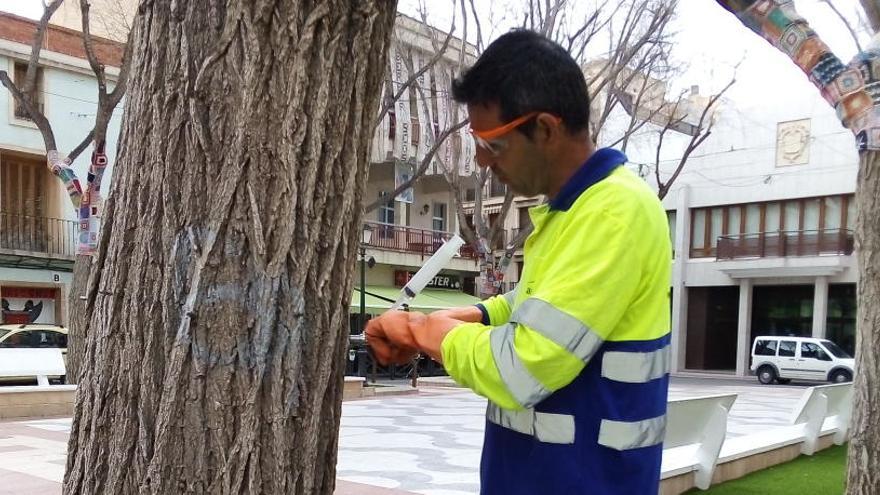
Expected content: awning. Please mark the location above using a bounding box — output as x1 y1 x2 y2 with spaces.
350 285 481 314
464 205 503 216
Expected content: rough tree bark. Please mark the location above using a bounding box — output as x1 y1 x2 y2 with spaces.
850 151 880 493
63 1 396 494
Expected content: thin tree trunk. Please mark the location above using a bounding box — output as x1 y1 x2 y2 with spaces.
65 255 91 384
847 150 880 494
63 1 396 494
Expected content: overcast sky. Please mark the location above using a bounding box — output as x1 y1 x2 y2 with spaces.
0 0 868 112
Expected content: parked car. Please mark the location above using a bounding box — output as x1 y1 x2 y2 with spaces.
751 335 854 385
0 324 68 383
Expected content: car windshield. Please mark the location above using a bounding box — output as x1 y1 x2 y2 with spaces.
821 340 851 359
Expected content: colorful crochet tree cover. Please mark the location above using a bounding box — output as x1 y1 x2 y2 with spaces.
717 0 880 151
46 141 106 256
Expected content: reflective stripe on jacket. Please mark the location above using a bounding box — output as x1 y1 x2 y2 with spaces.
441 148 672 494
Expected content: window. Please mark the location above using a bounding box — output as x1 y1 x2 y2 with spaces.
12 61 44 121
691 209 706 252
824 196 842 230
779 340 797 357
765 202 781 232
822 340 852 359
784 201 800 231
803 198 820 231
710 208 723 248
800 342 830 361
754 339 778 356
846 195 856 230
432 202 446 232
745 204 761 234
377 192 395 239
489 174 506 198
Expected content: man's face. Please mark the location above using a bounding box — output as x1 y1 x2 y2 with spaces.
467 103 547 197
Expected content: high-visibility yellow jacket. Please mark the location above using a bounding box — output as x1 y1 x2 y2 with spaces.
441 148 671 494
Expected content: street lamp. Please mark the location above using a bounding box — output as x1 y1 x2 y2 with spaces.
358 223 376 381
359 223 373 337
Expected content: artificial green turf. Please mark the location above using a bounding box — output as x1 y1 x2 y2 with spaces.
686 445 847 494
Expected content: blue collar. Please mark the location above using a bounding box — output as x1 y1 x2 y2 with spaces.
548 148 627 211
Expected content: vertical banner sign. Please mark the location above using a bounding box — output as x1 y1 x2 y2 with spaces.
372 79 389 162
393 45 411 161
432 65 449 176
412 50 428 162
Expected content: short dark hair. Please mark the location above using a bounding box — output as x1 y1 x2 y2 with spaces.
452 29 590 137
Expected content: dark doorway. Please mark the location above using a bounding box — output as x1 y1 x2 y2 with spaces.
750 285 814 346
827 283 856 356
686 286 739 371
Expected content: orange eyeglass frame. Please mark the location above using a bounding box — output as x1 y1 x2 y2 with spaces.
469 111 562 140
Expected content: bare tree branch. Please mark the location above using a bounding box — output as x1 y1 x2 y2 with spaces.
364 119 468 213
79 0 107 96
22 0 64 97
859 0 880 32
658 77 735 199
374 21 455 130
823 0 864 52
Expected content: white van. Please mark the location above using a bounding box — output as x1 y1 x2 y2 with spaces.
750 336 854 385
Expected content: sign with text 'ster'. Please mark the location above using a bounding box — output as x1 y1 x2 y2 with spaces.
394 270 461 290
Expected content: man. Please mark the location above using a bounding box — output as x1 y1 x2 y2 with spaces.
365 29 671 494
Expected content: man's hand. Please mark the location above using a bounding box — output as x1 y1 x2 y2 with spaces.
365 308 474 365
365 311 420 365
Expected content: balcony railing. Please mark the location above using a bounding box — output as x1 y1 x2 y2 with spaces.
0 212 77 258
364 221 478 259
716 229 854 260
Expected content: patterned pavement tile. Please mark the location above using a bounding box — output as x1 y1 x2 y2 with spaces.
0 379 812 495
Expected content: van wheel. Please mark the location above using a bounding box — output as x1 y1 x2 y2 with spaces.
776 378 791 385
830 370 852 383
757 365 777 385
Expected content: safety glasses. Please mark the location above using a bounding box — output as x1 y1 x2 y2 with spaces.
469 112 561 157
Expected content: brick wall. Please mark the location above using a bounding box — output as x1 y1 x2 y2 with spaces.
0 12 124 68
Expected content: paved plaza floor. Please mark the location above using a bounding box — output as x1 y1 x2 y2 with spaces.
0 378 807 495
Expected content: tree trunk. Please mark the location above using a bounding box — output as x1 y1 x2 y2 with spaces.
63 1 396 494
65 254 92 384
847 151 880 494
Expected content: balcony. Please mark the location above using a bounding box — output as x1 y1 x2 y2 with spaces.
716 229 854 260
364 221 478 259
0 212 77 269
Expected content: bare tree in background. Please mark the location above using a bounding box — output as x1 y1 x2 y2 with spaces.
715 0 880 492
0 0 130 383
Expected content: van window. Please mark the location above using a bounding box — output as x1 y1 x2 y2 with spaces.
755 339 778 356
821 340 851 359
801 342 831 361
779 340 797 357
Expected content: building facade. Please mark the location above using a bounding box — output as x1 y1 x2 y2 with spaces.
0 12 124 326
656 90 858 376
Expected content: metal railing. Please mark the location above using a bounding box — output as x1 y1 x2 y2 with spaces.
364 221 478 259
0 211 77 257
716 229 854 260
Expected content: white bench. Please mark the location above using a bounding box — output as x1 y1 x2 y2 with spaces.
790 382 852 455
0 348 66 386
662 393 738 490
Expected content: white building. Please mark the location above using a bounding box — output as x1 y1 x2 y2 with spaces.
654 88 858 376
0 12 124 326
